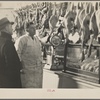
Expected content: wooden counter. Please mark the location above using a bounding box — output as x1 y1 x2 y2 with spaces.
43 68 100 88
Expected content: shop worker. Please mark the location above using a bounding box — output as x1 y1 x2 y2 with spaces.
15 22 43 88
0 17 22 88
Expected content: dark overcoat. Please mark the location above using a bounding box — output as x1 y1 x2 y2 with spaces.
0 32 22 88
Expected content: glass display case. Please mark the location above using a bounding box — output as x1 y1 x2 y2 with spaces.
63 43 100 84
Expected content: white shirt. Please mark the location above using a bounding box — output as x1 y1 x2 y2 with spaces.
69 32 80 43
15 34 42 69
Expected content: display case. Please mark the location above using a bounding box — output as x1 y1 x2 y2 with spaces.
63 43 100 84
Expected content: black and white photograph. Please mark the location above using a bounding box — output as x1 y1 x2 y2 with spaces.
1 0 100 99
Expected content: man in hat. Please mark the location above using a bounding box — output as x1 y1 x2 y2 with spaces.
0 17 22 88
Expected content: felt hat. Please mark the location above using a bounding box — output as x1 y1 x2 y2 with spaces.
0 17 14 30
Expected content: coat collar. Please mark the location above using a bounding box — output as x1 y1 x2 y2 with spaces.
0 31 12 40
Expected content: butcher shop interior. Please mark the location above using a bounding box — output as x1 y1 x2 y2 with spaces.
0 1 100 88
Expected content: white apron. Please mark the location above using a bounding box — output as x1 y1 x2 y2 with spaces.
15 34 43 88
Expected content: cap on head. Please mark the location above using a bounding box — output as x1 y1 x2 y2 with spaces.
0 17 14 30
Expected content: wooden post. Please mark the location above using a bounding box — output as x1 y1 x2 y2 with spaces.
98 46 100 84
63 39 69 72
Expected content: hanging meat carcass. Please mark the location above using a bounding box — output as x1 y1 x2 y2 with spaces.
80 13 91 61
83 3 99 59
74 3 84 33
60 2 68 17
62 6 76 37
49 9 59 31
78 9 86 28
96 9 100 35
